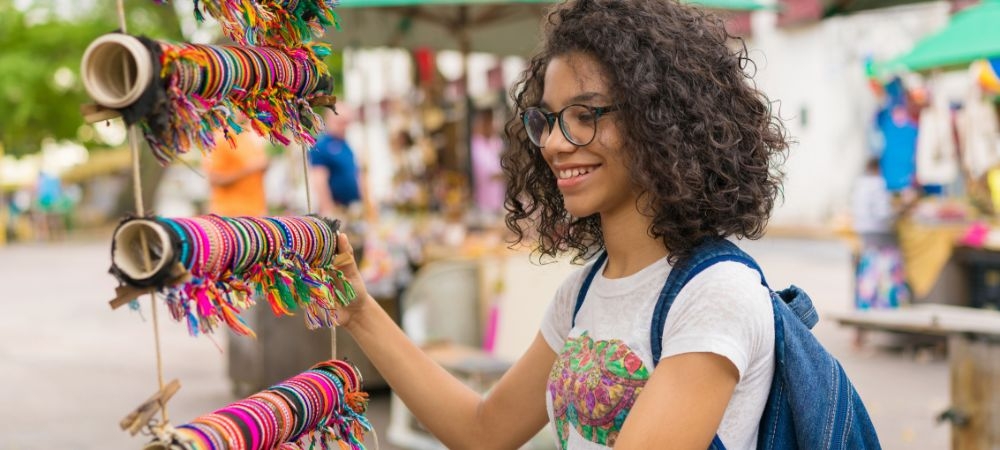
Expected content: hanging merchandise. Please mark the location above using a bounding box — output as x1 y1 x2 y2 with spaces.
109 215 356 336
153 0 339 47
148 360 371 450
81 33 335 164
915 92 959 188
876 78 917 192
958 84 1000 180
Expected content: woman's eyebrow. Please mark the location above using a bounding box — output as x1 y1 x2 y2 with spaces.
568 92 607 104
539 92 609 110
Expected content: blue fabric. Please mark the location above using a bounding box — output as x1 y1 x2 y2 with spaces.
571 251 607 328
309 135 361 206
572 240 881 449
876 106 917 192
36 172 62 210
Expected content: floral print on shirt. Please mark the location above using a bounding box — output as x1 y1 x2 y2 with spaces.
548 332 650 449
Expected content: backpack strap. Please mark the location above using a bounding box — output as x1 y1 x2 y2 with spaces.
571 251 607 328
650 239 769 366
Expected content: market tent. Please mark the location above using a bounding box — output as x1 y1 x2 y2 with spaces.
879 0 1000 73
331 0 767 56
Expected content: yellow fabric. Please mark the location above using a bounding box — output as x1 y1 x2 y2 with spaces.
988 167 1000 214
896 219 966 299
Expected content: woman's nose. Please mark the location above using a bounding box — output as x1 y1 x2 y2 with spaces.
541 126 576 156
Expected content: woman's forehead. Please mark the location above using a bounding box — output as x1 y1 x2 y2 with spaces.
541 53 611 108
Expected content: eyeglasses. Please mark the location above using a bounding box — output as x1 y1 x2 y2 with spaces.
520 104 621 148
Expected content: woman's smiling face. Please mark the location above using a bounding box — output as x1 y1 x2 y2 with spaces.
539 52 637 220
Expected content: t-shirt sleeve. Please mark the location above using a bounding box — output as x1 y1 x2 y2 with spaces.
540 266 589 353
659 262 772 380
308 140 326 166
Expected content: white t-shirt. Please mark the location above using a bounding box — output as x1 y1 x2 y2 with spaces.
541 256 775 450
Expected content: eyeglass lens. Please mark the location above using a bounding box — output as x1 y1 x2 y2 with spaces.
523 105 598 147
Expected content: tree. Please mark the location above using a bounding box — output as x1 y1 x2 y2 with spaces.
0 0 183 157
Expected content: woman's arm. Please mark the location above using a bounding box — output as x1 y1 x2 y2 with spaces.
337 234 554 449
613 352 738 449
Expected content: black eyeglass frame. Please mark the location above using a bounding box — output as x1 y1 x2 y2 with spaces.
520 104 622 148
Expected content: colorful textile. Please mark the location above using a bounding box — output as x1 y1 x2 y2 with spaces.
548 332 649 449
856 243 910 309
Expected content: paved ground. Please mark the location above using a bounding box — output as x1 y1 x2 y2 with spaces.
0 236 949 449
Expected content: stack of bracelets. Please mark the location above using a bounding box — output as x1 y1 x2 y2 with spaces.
109 215 356 337
150 39 334 164
80 33 334 165
165 360 371 449
155 0 340 48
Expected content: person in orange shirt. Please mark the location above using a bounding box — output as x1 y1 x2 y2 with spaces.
204 120 271 395
203 126 269 217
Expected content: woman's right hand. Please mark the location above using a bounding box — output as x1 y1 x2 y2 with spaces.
331 231 373 330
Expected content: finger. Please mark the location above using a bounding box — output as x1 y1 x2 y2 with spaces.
333 232 356 268
337 231 355 255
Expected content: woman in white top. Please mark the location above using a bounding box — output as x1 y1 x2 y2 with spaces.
332 0 790 448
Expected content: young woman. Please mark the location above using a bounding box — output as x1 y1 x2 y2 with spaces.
334 0 789 448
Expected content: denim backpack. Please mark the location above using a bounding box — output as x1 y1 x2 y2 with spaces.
571 239 881 449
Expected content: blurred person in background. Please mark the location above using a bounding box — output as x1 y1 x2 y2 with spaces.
33 171 65 241
852 158 910 316
470 108 506 221
203 116 269 217
309 108 362 219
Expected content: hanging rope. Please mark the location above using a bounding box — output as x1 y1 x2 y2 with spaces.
113 0 170 426
102 0 357 442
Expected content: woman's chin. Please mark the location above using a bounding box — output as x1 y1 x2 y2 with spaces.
563 202 596 219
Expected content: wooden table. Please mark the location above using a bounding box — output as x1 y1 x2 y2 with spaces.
831 305 1000 450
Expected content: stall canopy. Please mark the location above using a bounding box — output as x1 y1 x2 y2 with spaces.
332 0 768 55
878 0 1000 73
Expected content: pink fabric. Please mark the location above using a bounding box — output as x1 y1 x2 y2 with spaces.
471 135 506 214
961 221 990 248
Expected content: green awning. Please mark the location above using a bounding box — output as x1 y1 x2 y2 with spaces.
880 0 1000 73
337 0 768 12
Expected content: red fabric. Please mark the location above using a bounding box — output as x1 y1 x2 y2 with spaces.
414 47 435 87
777 0 823 26
725 12 754 37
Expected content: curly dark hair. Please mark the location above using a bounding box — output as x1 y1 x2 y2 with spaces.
502 0 789 264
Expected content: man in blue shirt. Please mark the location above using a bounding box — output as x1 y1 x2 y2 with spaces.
309 108 361 216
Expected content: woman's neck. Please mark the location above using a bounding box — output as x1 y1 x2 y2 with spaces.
600 208 668 279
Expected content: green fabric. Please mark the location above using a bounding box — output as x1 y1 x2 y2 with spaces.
337 0 767 11
881 0 1000 73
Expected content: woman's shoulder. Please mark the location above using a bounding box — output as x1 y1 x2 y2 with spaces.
675 261 773 321
686 259 769 291
662 260 775 367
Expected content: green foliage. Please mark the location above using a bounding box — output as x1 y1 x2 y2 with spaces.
325 50 344 100
0 0 183 156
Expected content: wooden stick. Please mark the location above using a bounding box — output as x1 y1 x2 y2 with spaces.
310 95 338 109
119 379 181 436
81 103 121 123
108 264 191 310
